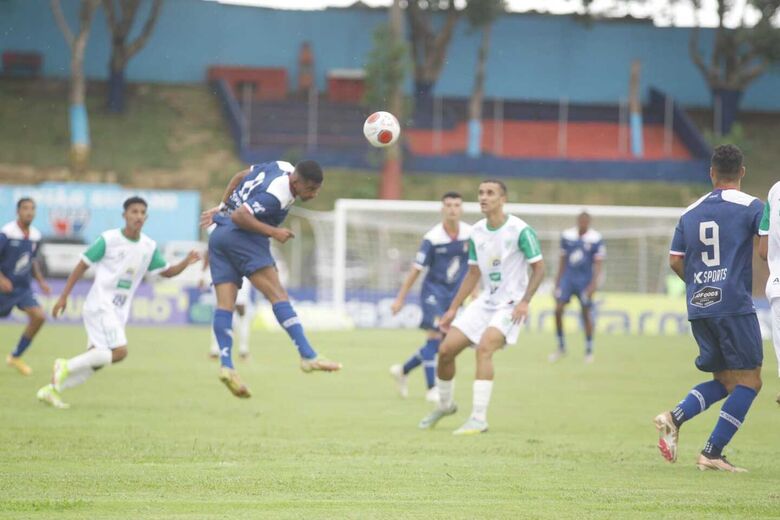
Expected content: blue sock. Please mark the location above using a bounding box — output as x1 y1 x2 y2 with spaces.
556 331 565 351
671 380 728 427
585 335 593 355
272 301 317 360
402 351 422 375
213 309 234 369
703 385 757 458
420 338 440 389
10 335 32 358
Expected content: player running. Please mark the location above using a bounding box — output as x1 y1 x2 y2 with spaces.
549 211 605 364
1 197 50 376
654 144 764 472
36 196 200 409
758 180 780 405
389 192 472 403
200 160 341 399
418 180 545 434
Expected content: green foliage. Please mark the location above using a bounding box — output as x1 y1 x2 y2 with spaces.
363 24 409 114
704 123 752 154
1 324 779 517
464 0 506 30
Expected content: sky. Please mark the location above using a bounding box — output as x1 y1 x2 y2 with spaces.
211 0 763 28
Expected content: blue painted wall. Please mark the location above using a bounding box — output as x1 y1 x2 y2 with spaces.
2 0 780 110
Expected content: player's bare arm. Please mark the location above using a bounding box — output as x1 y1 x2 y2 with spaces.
200 169 251 228
52 260 90 318
31 258 51 295
669 254 685 281
554 252 566 289
159 250 201 278
230 206 295 243
440 265 481 329
586 257 603 297
513 260 545 323
759 235 768 261
391 267 422 315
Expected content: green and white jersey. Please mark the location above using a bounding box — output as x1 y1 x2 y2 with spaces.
468 214 543 308
81 229 168 322
760 181 780 299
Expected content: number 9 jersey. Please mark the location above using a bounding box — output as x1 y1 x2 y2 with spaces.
670 189 764 319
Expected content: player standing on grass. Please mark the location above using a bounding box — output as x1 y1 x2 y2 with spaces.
548 211 605 364
418 180 545 434
389 192 472 403
654 144 764 472
37 196 200 409
758 180 780 405
200 160 341 399
1 198 50 376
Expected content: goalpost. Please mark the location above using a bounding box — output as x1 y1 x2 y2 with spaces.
327 199 684 310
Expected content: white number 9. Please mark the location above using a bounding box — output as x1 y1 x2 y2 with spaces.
699 221 720 267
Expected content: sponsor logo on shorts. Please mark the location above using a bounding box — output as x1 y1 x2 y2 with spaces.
690 286 722 308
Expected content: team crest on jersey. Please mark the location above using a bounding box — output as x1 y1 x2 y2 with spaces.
252 202 266 214
690 286 722 308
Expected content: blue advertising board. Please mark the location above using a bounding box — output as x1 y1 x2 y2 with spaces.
0 182 200 245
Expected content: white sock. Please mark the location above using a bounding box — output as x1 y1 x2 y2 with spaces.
66 348 112 372
472 380 494 423
60 366 94 390
237 312 251 354
437 378 454 409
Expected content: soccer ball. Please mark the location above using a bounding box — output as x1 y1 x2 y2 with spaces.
363 111 401 147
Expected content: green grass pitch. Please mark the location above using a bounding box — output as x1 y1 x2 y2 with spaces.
1 324 779 518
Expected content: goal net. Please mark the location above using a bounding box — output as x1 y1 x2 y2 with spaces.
280 200 683 315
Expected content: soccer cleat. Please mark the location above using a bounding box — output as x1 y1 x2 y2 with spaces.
389 364 408 398
219 367 251 398
239 351 251 361
6 354 32 376
548 349 566 363
300 357 342 373
584 353 595 364
654 411 679 463
453 417 489 435
418 403 458 430
51 358 69 391
696 453 748 473
36 384 70 409
424 386 440 403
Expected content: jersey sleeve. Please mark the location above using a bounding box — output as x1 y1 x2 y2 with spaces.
242 191 284 220
518 227 543 263
758 199 770 236
81 236 106 266
468 238 478 265
414 239 433 270
670 219 685 256
147 248 169 274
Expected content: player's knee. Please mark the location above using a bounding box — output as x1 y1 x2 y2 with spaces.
112 347 128 363
475 344 496 360
438 345 456 364
29 307 46 325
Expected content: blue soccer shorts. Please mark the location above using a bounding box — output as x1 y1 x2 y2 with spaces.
690 313 763 372
555 277 592 307
208 224 276 287
0 288 40 318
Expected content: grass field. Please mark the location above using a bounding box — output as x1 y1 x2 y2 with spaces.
1 324 779 518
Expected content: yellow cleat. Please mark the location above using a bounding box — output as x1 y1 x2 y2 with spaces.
219 367 251 398
696 453 748 473
36 384 70 409
300 357 342 373
6 354 32 376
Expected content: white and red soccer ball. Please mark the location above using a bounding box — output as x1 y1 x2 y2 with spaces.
363 111 401 148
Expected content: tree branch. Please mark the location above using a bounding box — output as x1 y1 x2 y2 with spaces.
50 0 75 47
103 0 118 30
126 0 162 58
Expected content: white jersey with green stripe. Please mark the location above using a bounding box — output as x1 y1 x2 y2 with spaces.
81 229 168 323
468 214 543 308
760 181 780 299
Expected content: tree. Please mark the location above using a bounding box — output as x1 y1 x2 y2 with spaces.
365 0 409 199
465 0 505 158
406 0 464 100
103 0 163 112
51 0 101 171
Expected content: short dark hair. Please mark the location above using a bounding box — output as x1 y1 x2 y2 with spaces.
442 191 462 201
123 196 148 211
711 144 743 179
16 197 34 210
480 179 507 195
295 160 323 184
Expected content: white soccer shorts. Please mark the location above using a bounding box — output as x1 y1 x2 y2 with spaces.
236 279 252 307
770 298 780 377
451 300 522 346
83 307 127 350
